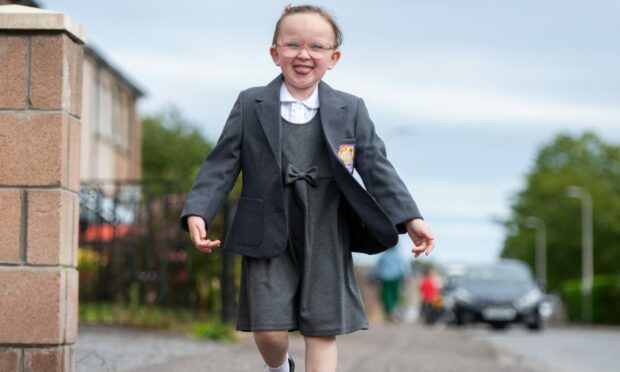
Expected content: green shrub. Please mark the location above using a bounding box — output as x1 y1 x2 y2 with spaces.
191 320 236 342
561 275 620 324
79 302 238 342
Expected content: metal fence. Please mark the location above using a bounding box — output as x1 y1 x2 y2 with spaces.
78 179 238 322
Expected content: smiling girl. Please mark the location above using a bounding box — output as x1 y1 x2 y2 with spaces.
181 5 434 371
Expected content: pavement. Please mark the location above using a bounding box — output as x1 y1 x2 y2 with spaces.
76 322 543 372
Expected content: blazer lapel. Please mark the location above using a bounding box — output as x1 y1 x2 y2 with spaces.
319 81 349 169
256 75 283 168
256 77 350 170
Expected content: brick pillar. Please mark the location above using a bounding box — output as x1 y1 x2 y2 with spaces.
0 5 85 372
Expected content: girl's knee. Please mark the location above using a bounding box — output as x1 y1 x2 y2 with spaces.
253 330 288 344
304 335 336 346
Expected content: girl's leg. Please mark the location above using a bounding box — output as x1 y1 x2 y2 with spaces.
304 335 337 372
253 331 290 367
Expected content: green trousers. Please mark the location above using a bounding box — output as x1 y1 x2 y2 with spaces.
380 277 402 315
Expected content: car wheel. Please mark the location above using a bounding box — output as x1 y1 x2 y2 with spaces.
454 308 466 326
526 316 542 331
490 322 508 330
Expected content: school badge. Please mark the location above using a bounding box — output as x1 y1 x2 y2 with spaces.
337 144 355 174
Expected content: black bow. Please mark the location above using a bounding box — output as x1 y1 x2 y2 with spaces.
285 164 318 186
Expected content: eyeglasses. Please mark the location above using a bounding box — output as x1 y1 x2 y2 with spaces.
276 41 336 58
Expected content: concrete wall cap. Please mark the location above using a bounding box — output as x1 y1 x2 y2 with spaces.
0 4 86 44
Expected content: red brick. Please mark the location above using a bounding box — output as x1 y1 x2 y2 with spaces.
0 112 67 187
0 35 27 109
0 190 22 263
29 34 63 110
64 269 78 343
67 116 81 192
23 347 62 372
64 345 75 372
72 194 79 267
0 349 20 372
27 190 75 265
30 34 83 113
66 38 83 118
0 267 65 344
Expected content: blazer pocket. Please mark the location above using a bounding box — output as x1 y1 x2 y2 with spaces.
231 197 264 247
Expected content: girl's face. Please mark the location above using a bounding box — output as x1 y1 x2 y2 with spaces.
270 13 341 100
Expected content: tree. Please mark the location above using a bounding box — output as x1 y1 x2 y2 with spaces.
141 106 245 320
500 132 620 291
142 105 212 181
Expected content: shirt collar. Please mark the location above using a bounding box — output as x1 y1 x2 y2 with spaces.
279 82 320 109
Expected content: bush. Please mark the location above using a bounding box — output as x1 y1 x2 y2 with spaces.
561 275 620 324
192 320 236 342
79 302 199 329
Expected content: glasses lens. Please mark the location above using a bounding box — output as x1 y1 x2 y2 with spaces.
278 42 332 58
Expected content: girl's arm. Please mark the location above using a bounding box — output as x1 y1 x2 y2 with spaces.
353 98 421 231
180 93 243 232
353 99 435 256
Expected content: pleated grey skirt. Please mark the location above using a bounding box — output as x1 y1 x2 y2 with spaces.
235 115 369 336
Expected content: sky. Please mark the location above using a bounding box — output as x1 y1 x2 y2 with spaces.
41 0 620 266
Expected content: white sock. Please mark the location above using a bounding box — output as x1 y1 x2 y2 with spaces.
263 353 290 372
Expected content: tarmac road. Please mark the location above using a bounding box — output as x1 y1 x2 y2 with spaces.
472 325 620 372
76 322 541 372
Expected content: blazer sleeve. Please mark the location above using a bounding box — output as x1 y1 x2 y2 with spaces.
353 98 423 233
179 93 243 231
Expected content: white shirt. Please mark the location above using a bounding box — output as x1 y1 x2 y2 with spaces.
279 83 319 124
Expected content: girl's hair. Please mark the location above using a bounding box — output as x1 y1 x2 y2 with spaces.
272 5 343 48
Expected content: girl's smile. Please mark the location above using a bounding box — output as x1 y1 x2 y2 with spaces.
293 63 314 74
270 13 341 100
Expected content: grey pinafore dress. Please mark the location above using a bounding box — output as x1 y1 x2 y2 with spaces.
236 113 369 336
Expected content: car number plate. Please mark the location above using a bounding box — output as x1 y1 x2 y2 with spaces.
483 307 516 320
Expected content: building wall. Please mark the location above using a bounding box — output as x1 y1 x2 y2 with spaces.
80 52 142 182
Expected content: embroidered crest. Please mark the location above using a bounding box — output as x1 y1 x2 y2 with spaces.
337 144 355 174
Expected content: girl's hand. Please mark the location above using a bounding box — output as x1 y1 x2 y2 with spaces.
188 215 221 253
406 219 435 257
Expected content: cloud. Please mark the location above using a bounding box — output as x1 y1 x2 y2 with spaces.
116 47 620 137
406 178 516 221
111 48 275 87
334 71 620 131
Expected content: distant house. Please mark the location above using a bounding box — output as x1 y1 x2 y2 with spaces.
81 46 144 182
1 0 145 182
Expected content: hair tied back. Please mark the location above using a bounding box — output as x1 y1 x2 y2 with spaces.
283 3 293 14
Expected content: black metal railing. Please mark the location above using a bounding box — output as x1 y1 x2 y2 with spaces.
78 179 238 323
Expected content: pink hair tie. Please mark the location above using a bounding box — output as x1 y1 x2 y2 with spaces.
283 3 292 13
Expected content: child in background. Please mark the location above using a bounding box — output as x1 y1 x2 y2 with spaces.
181 5 434 371
374 246 411 322
419 267 441 325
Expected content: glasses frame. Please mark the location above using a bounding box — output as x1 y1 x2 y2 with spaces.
275 41 337 59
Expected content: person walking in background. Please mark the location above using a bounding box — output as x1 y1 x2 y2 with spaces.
181 4 434 371
419 266 442 325
374 246 411 322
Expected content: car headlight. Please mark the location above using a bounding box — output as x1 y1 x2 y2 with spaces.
514 288 542 310
455 288 475 305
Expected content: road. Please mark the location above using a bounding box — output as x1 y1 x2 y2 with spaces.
471 325 620 372
76 322 538 372
76 322 620 371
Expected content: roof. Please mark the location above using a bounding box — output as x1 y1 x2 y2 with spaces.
84 44 146 97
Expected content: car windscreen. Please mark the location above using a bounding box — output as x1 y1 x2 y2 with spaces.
464 265 532 286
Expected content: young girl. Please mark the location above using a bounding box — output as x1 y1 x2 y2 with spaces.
181 5 435 371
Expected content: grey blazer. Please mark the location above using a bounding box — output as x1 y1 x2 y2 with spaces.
180 75 422 258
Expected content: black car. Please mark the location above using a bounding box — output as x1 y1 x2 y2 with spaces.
452 260 544 330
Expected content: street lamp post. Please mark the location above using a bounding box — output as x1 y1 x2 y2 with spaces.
566 185 594 323
525 216 547 289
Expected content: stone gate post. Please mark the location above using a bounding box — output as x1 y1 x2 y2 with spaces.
0 5 85 371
